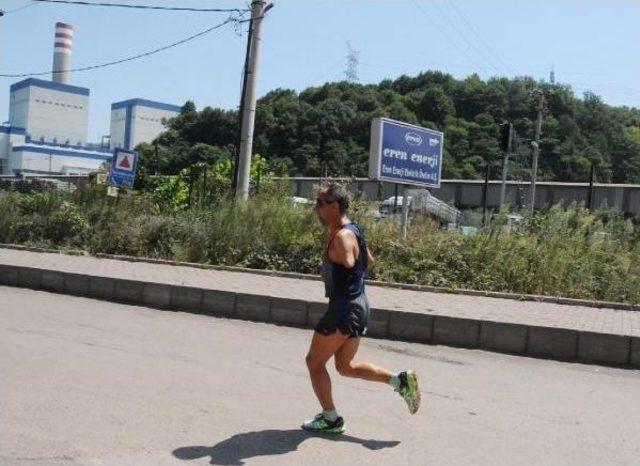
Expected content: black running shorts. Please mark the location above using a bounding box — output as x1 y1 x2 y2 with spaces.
314 293 370 339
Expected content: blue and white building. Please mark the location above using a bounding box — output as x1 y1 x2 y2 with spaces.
1 22 182 176
1 78 111 175
109 99 181 151
9 78 90 146
0 125 27 175
8 143 112 175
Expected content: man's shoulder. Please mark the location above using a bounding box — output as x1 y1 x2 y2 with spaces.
337 226 357 238
334 227 357 246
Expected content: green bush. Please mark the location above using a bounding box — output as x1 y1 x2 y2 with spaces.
1 185 638 303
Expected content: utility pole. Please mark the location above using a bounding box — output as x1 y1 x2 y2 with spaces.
587 162 595 210
482 163 490 225
499 122 512 207
232 6 256 193
345 42 360 82
235 1 273 200
529 92 544 213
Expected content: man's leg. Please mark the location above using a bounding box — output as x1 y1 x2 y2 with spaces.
305 330 350 410
335 337 421 414
334 337 392 383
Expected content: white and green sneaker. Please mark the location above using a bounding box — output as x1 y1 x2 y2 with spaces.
396 370 421 414
301 413 346 434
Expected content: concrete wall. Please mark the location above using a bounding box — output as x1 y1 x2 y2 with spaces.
9 80 89 146
0 127 27 175
109 108 126 150
110 99 180 150
9 145 111 175
8 87 30 130
129 105 178 149
0 132 9 169
280 178 640 215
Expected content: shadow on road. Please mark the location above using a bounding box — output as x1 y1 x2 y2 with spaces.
172 428 401 465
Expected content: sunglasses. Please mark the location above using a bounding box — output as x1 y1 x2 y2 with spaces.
315 197 335 207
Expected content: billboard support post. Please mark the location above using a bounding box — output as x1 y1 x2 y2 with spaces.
401 185 410 239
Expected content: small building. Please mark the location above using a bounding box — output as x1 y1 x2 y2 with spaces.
9 142 111 175
0 125 27 174
109 98 181 151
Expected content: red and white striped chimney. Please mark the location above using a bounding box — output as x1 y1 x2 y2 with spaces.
52 22 73 84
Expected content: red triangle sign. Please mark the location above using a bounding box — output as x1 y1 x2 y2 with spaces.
119 155 131 169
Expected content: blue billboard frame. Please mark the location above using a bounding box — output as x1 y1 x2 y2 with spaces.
108 148 138 188
369 117 443 188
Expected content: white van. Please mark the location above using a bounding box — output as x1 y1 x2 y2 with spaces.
377 196 411 218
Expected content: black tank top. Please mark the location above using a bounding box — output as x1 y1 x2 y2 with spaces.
323 222 368 301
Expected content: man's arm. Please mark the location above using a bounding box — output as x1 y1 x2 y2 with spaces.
367 248 375 268
328 230 358 269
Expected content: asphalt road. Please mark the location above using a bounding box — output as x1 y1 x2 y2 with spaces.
1 286 639 466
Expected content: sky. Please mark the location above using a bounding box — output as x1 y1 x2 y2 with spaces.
1 0 639 142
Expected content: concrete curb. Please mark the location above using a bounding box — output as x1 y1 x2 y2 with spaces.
1 243 638 312
0 263 638 369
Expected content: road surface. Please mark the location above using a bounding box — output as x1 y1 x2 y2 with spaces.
1 286 639 465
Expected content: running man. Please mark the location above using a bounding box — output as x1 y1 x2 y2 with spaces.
302 182 420 434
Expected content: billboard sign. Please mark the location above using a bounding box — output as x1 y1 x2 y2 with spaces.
369 117 443 188
108 148 138 188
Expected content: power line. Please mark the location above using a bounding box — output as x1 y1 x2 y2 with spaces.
3 2 38 14
31 0 249 13
446 0 512 75
0 16 240 78
428 0 502 75
410 0 487 75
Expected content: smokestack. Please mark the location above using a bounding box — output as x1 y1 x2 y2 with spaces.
52 22 73 84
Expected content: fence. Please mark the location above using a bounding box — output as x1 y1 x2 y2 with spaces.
0 175 90 193
279 177 640 216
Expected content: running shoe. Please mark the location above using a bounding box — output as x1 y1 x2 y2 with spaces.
301 413 346 433
396 370 421 414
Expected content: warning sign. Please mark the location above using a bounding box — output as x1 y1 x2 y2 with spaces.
119 155 130 169
108 148 138 188
115 151 133 172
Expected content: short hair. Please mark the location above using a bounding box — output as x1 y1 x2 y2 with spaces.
321 182 350 214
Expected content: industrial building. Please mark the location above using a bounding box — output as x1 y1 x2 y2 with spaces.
9 78 89 146
1 22 181 176
109 99 181 151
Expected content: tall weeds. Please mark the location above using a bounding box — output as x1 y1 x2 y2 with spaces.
0 186 637 303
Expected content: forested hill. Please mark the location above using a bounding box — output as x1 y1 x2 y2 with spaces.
142 71 640 183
